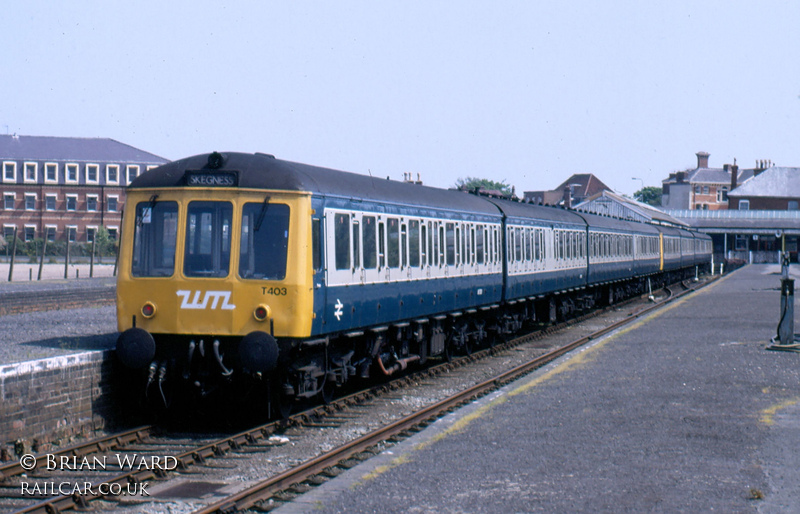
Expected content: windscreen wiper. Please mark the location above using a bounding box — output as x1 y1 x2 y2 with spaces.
254 196 271 231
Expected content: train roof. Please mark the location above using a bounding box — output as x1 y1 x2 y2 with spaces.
575 210 662 234
131 152 502 216
486 197 588 225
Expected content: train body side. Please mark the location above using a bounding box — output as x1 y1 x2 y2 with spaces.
312 194 504 337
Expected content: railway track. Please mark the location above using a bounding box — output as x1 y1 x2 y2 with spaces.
0 277 710 513
0 283 116 316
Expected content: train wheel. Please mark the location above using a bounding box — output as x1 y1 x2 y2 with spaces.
274 386 294 419
321 379 335 405
443 339 454 362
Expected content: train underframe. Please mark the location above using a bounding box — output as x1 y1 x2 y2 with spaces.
127 266 703 419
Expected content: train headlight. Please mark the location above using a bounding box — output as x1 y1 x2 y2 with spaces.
254 304 271 322
141 302 157 318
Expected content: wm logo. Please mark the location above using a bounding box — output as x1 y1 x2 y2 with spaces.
176 290 236 310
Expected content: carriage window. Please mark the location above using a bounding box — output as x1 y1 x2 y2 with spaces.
400 223 407 268
387 218 400 268
446 223 455 266
378 221 386 268
524 228 531 262
362 216 377 269
352 220 360 269
433 222 439 266
334 213 351 270
185 201 233 278
476 226 485 264
409 220 420 267
238 202 289 280
132 201 178 277
438 223 445 265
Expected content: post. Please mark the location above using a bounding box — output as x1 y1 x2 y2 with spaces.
768 255 800 350
64 237 71 279
37 235 48 281
777 279 795 345
8 227 17 282
90 238 96 278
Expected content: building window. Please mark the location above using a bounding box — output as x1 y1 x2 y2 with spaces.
734 235 748 251
25 194 36 211
3 193 14 210
3 225 16 240
3 162 16 182
66 163 79 184
86 164 99 184
66 195 78 211
45 226 56 242
789 201 798 210
67 226 77 242
695 204 702 210
24 162 37 183
717 186 728 202
24 226 36 242
45 195 57 211
106 165 119 184
739 200 750 210
107 196 118 212
107 227 118 240
702 204 709 210
702 186 709 194
126 165 140 184
694 185 701 194
87 227 97 243
87 195 98 212
45 163 58 183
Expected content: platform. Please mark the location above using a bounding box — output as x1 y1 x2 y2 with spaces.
279 264 800 513
0 275 119 453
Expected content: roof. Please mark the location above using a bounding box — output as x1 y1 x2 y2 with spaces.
0 135 167 164
727 167 800 198
524 173 610 202
666 209 800 235
132 152 503 216
574 190 688 227
690 168 730 184
662 167 755 186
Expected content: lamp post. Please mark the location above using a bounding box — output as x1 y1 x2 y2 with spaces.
632 177 644 201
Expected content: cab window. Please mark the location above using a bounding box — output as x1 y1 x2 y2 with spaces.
239 202 290 280
184 201 233 278
132 201 178 277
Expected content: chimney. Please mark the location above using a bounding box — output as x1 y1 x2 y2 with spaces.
696 151 709 169
730 164 738 191
676 171 686 183
563 187 572 209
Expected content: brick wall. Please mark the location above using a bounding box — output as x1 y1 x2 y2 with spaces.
0 351 120 456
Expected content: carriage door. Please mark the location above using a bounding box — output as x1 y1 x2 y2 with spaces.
311 198 326 333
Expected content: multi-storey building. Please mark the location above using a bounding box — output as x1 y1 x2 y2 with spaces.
0 135 167 245
661 152 757 211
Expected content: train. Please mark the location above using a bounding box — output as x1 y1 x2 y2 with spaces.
115 152 712 415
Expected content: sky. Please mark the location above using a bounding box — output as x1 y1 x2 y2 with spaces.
2 1 799 197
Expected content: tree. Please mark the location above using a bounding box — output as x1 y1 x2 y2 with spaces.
454 177 513 196
634 186 662 207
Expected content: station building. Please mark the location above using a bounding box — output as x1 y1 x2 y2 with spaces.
0 135 167 245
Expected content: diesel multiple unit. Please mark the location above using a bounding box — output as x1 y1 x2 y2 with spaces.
115 152 711 413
